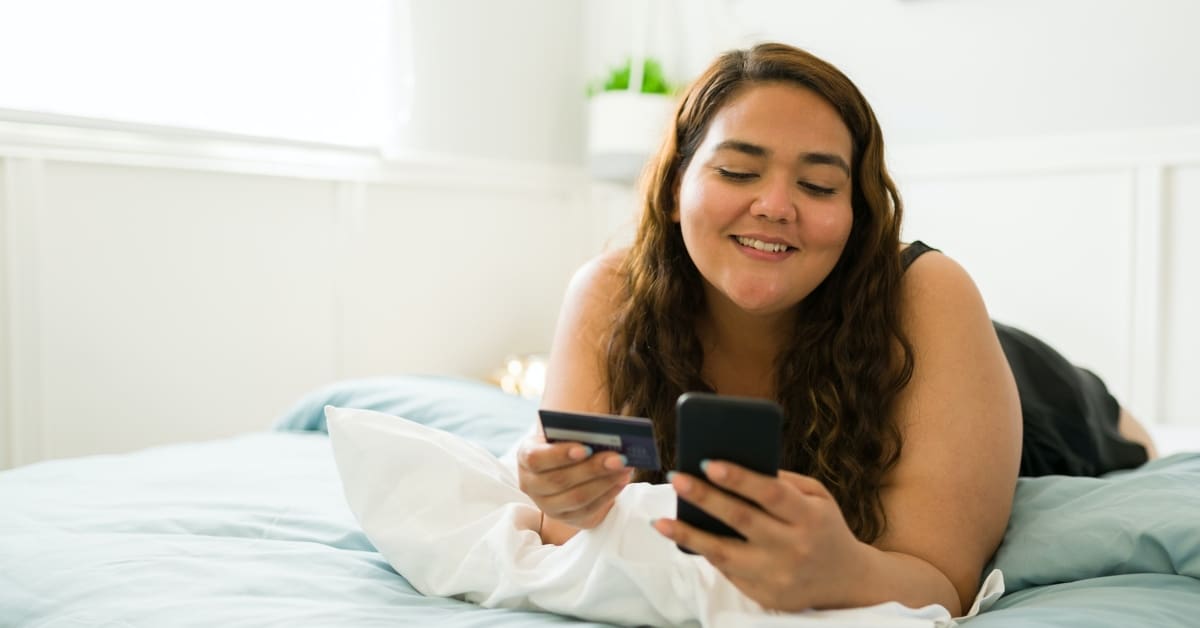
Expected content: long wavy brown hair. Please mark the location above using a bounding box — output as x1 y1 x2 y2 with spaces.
605 43 913 543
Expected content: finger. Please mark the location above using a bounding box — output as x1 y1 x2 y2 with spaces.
700 461 809 523
559 469 634 527
522 449 629 498
518 440 594 474
779 470 834 499
538 461 629 501
543 469 632 523
671 471 787 542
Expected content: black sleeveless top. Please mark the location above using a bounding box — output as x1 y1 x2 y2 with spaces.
900 241 1148 477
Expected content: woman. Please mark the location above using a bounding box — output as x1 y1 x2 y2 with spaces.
516 42 1154 615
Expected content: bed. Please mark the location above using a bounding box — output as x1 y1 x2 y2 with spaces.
2 375 1197 627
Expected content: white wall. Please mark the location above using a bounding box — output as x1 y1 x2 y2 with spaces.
586 0 1200 144
0 124 594 467
30 162 342 459
742 0 1200 144
398 0 586 165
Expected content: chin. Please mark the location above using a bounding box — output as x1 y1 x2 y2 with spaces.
729 292 795 316
740 303 794 317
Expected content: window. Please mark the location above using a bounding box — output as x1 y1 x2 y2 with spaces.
0 0 406 148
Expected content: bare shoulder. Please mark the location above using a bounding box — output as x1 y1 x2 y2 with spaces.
559 248 628 332
566 247 626 303
898 247 982 318
895 250 1008 394
540 247 629 414
877 247 1023 611
891 246 1021 474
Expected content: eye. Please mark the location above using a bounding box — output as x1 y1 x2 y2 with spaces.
799 181 836 196
715 167 757 181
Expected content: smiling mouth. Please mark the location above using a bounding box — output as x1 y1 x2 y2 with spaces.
733 235 793 253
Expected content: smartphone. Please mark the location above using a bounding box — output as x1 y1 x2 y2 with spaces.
674 392 783 553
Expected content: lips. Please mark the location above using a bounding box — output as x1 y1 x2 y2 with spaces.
732 235 794 253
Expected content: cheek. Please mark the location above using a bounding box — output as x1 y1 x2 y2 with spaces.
814 204 854 245
678 181 742 230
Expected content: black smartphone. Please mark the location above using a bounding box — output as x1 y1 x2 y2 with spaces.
674 392 783 553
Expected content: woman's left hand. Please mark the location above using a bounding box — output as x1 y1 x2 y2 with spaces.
651 462 870 612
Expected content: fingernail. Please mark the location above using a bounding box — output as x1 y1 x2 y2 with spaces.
666 470 677 482
604 454 626 470
702 459 724 480
570 446 593 460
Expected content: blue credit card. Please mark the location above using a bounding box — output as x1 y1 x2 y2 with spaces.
538 409 661 470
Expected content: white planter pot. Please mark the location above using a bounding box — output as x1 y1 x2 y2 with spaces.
586 91 674 183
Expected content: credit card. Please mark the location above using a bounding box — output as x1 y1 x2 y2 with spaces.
538 409 661 470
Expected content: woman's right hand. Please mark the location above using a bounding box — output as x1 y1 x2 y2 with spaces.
516 431 633 537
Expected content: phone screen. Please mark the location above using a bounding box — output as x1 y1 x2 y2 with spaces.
675 392 783 552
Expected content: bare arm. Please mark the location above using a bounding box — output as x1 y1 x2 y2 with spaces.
866 251 1022 614
517 250 632 542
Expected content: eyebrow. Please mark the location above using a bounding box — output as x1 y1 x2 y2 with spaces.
713 139 851 176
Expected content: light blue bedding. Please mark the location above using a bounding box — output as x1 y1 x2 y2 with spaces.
964 574 1200 626
965 453 1200 626
1 376 1197 627
0 431 608 627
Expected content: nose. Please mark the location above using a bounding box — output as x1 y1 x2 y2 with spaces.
750 174 797 223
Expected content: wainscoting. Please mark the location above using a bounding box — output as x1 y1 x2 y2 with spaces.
0 119 595 468
890 126 1200 428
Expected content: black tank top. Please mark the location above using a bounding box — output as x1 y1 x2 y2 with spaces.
901 240 937 271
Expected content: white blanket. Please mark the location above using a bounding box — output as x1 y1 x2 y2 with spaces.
326 406 1003 627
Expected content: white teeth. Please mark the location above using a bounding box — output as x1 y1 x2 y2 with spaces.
735 236 789 253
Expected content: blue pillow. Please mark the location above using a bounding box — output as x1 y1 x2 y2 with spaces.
273 375 538 457
987 452 1200 592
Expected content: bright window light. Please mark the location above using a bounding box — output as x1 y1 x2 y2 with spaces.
0 0 402 148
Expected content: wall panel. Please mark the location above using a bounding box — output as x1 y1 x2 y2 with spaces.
339 182 591 381
1163 166 1200 424
899 170 1135 403
0 158 9 468
1 158 46 467
35 162 341 460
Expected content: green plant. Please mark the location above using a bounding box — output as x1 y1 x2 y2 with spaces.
587 57 674 97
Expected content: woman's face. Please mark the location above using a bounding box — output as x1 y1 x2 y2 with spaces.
674 82 855 317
